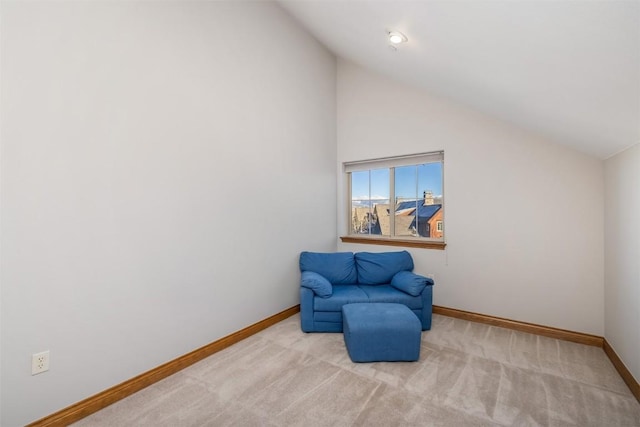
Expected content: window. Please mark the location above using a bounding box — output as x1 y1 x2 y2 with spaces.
343 152 445 249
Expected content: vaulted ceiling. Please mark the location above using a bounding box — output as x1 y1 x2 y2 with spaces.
279 1 639 159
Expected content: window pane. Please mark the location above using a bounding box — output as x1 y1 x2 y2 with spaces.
394 166 419 237
351 171 372 234
393 163 443 239
417 163 443 239
370 169 390 236
350 169 389 236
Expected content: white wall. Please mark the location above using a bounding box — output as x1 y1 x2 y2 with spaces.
337 60 604 335
0 2 336 425
604 144 640 382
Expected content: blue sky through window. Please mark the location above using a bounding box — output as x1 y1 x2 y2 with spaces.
351 163 442 202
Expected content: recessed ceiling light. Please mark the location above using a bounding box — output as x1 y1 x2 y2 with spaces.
388 31 408 45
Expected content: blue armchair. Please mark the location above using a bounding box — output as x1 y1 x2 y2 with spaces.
299 250 434 332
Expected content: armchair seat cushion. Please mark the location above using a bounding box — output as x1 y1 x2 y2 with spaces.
313 285 369 311
359 285 423 310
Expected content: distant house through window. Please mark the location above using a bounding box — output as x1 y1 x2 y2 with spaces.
344 152 444 248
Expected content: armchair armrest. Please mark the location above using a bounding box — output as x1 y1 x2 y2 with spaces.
301 271 333 298
300 287 315 332
390 271 433 296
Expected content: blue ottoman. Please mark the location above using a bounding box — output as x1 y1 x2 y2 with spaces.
342 303 421 362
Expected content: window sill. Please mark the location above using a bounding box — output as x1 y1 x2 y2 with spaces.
340 235 446 250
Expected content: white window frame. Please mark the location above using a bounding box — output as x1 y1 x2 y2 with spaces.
343 151 445 248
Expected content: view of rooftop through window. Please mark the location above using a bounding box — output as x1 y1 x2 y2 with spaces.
351 162 443 239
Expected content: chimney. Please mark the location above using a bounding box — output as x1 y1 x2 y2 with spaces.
423 191 434 206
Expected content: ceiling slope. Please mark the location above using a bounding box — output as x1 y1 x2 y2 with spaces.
279 0 640 159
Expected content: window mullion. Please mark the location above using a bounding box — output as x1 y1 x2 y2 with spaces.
347 172 352 235
367 170 372 235
389 167 395 237
415 165 419 237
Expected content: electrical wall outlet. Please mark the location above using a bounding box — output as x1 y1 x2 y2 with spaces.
31 351 50 375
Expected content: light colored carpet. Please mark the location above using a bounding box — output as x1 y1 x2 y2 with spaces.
73 314 640 426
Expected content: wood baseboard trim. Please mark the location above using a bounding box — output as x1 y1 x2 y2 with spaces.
27 305 301 427
603 339 640 403
432 305 603 347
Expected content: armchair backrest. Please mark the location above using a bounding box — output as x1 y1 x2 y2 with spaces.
299 250 415 286
355 251 414 285
299 252 358 284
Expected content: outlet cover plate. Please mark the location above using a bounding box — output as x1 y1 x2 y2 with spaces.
32 351 50 375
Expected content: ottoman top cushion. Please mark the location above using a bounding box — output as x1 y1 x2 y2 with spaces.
342 303 420 330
